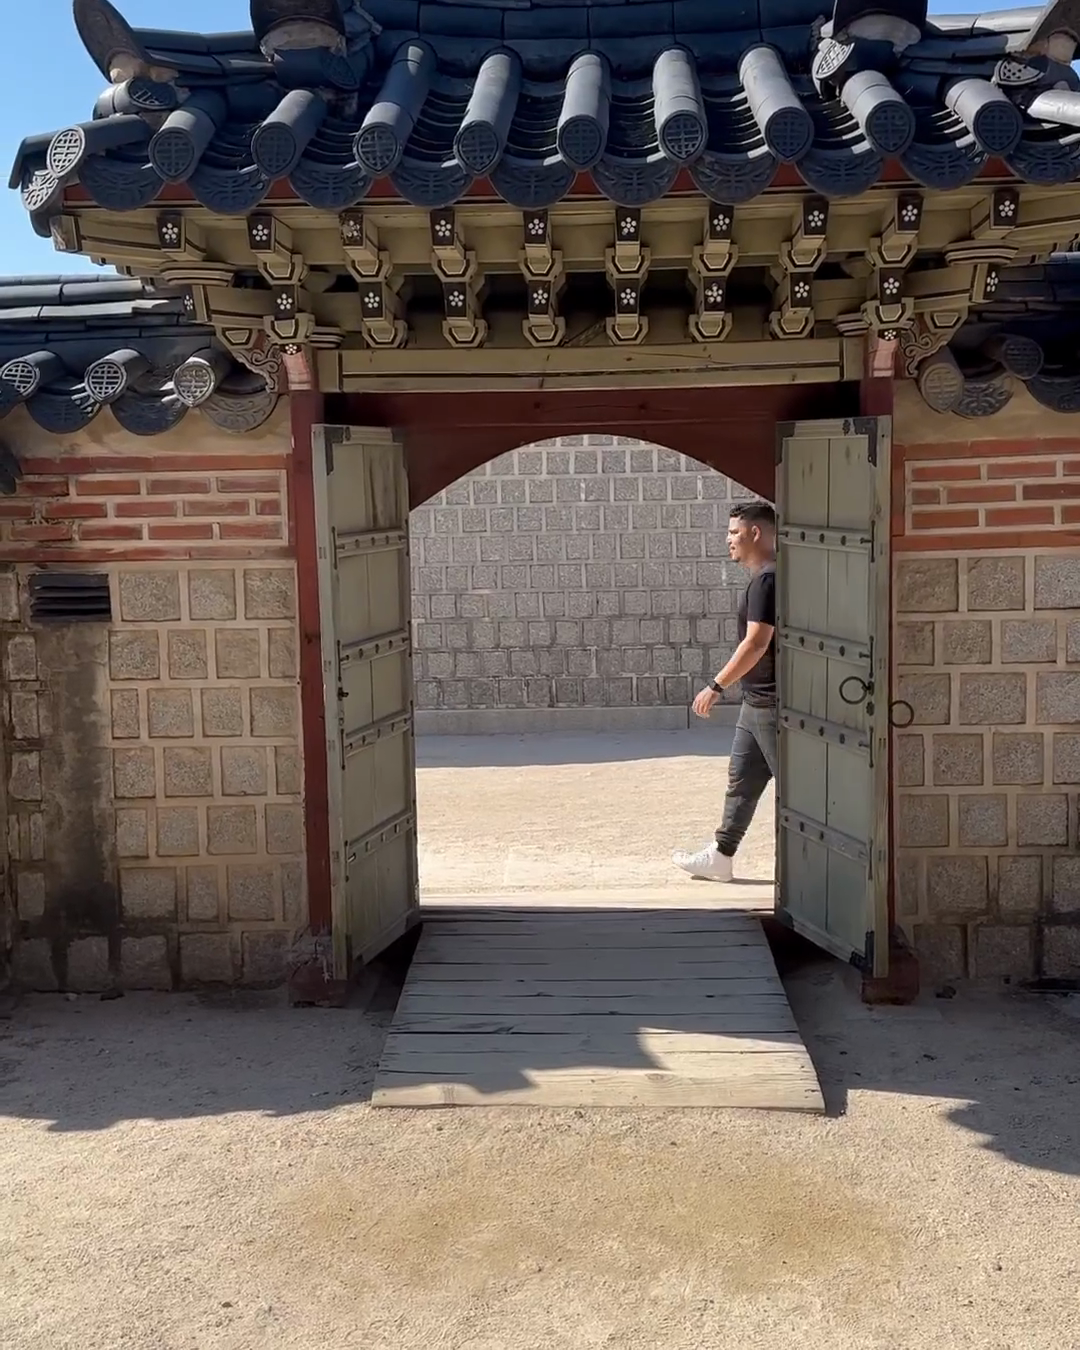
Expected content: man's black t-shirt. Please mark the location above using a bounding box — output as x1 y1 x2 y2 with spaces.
737 563 776 708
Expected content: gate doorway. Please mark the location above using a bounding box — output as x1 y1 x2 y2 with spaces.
308 387 892 1103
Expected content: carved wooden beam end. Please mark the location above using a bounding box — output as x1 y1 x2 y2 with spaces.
520 210 565 348
689 203 736 343
430 208 487 349
605 208 650 345
770 197 828 339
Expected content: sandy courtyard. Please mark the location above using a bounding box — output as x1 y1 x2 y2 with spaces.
1 732 1079 1350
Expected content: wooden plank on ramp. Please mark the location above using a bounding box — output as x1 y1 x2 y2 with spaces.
371 905 824 1112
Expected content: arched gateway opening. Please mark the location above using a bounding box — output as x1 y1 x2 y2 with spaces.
407 431 777 900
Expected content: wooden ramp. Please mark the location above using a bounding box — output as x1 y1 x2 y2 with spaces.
372 900 824 1111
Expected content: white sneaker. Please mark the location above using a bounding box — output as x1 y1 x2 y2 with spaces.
671 842 734 882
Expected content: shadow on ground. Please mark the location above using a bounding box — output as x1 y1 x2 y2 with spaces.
417 727 735 769
2 912 1079 1181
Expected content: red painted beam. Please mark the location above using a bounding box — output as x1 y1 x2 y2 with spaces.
287 390 333 934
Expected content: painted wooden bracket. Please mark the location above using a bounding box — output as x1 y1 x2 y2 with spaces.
520 210 566 348
340 213 407 347
689 202 736 343
606 208 650 344
429 209 487 348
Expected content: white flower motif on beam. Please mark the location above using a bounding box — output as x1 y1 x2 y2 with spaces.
984 270 999 294
526 215 546 238
160 222 180 247
251 221 272 246
997 197 1016 219
881 275 902 297
806 208 826 232
531 287 550 308
899 202 920 227
704 282 725 306
711 211 731 233
792 279 812 303
362 290 381 311
619 287 637 308
433 217 454 241
447 290 465 309
619 216 638 237
275 292 294 313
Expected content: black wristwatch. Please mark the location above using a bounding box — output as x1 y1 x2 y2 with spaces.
707 679 723 694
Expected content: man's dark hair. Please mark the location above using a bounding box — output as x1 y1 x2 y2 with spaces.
729 500 776 530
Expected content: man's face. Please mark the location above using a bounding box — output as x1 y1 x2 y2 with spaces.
727 516 758 562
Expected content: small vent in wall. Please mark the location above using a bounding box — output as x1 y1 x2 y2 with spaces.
28 572 112 624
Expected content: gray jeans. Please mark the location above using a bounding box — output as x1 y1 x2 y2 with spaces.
715 702 778 857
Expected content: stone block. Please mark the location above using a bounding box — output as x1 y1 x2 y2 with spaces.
227 864 278 920
111 689 141 739
156 807 200 857
202 688 245 737
1043 926 1080 978
4 634 37 681
121 936 172 991
898 794 949 847
186 866 220 921
113 748 156 800
1036 672 1080 724
148 689 195 739
0 570 19 621
1068 619 1080 664
932 734 984 786
163 747 213 797
9 751 40 802
896 559 958 612
115 808 149 858
242 931 291 986
215 629 261 680
898 673 951 725
1016 793 1068 846
10 692 38 740
180 933 235 985
66 937 111 993
121 867 177 920
958 794 1008 847
1033 555 1080 610
109 631 159 681
991 732 1044 786
966 556 1025 611
913 924 966 981
942 620 991 666
998 855 1042 916
895 622 934 666
1052 734 1080 784
189 569 237 621
222 746 269 797
1001 619 1057 665
1051 857 1080 913
168 630 208 680
15 938 58 991
250 688 297 737
119 571 181 622
282 860 305 926
927 856 989 917
972 926 1033 979
207 805 258 855
243 567 295 619
17 870 45 920
268 627 298 679
958 673 1026 725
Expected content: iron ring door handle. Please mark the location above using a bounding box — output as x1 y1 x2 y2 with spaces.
889 699 916 729
838 675 873 706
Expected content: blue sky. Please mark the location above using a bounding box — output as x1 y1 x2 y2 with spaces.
0 1 993 279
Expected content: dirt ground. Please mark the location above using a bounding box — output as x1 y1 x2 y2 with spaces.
2 732 1080 1350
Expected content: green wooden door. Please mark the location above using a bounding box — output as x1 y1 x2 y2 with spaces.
313 425 419 978
774 418 891 978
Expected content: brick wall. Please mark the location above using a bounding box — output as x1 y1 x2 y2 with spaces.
1 407 304 992
409 435 754 725
892 388 1080 982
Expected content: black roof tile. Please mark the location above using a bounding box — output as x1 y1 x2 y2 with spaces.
11 0 1080 216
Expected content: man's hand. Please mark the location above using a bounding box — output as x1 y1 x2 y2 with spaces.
692 685 720 719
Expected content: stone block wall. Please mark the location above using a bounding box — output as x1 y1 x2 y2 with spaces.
0 407 305 992
892 387 1080 982
409 435 754 724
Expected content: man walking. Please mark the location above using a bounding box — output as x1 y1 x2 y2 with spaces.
672 500 777 883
